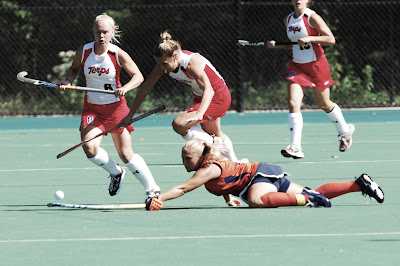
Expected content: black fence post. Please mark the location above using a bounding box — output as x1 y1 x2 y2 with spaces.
234 0 244 113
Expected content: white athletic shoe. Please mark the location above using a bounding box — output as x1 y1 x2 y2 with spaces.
145 186 161 201
339 124 355 152
281 144 304 159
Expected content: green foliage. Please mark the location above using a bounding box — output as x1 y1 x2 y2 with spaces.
243 41 391 109
243 80 288 109
326 45 390 106
49 50 76 83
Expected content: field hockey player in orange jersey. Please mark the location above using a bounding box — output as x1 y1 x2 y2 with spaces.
146 140 383 211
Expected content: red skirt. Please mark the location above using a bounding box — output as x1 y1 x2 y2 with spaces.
187 85 231 122
81 97 135 134
286 55 335 91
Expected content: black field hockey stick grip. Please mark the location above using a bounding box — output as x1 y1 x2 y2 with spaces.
116 105 166 129
237 40 297 47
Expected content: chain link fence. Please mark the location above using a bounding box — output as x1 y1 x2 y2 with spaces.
1 0 399 116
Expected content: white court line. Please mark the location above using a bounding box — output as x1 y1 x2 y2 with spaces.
299 159 400 164
1 159 399 173
0 142 184 147
1 232 399 243
0 167 98 172
0 166 181 172
1 140 400 147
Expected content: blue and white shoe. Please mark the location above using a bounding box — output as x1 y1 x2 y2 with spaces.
355 173 384 203
303 187 332 208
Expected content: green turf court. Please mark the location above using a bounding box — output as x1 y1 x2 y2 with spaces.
1 109 399 266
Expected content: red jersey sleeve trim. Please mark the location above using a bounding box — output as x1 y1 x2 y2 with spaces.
107 50 122 88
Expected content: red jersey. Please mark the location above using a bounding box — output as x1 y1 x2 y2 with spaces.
166 50 227 96
287 8 325 63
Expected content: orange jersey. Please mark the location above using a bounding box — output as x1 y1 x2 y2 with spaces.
202 159 260 196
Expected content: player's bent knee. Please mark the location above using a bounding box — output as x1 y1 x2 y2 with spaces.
82 144 97 158
172 119 190 136
248 196 268 208
118 151 133 164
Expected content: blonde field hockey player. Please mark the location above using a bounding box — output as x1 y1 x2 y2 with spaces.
58 13 160 200
121 31 246 163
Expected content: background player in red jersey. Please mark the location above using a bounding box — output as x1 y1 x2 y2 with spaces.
59 13 160 199
146 140 384 210
267 0 354 159
122 31 244 163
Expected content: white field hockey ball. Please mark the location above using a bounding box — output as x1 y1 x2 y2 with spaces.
55 190 64 200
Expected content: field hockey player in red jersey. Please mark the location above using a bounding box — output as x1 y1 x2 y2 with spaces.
267 0 354 159
122 31 245 163
145 140 384 211
58 13 160 200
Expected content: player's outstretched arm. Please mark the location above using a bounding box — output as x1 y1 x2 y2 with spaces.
145 164 221 211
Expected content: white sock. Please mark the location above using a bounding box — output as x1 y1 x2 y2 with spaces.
326 104 349 135
288 112 303 147
221 134 238 162
125 154 159 191
88 147 121 176
183 125 214 144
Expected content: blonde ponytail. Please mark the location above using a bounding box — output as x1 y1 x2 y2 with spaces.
183 140 228 161
154 30 181 57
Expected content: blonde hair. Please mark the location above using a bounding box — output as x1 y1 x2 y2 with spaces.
183 140 227 161
94 13 121 44
154 31 181 57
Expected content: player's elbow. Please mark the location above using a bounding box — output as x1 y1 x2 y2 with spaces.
134 73 144 85
330 36 336 45
326 35 335 46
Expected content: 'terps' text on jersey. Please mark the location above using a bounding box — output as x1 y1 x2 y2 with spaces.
88 67 110 76
288 26 301 33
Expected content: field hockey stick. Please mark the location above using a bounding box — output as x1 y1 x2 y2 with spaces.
48 202 146 209
237 40 297 47
56 105 166 159
17 71 115 95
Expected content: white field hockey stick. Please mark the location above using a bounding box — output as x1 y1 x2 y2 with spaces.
56 105 166 159
237 40 297 47
17 71 115 95
48 202 146 209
